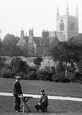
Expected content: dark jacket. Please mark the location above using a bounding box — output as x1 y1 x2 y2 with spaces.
13 81 22 96
40 94 48 106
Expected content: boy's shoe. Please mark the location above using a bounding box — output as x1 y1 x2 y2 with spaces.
15 110 22 112
15 110 18 112
14 109 20 112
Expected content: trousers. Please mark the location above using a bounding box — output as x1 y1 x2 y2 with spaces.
14 96 21 111
35 104 47 112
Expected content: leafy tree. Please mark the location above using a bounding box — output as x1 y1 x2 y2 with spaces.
56 61 65 73
0 56 6 69
0 39 4 56
77 60 82 74
51 41 82 77
2 34 21 56
33 57 43 68
68 35 82 46
3 34 19 45
17 60 28 73
2 33 29 56
10 57 21 74
10 57 28 75
2 43 24 56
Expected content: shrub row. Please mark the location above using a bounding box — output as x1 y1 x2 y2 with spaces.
0 67 82 83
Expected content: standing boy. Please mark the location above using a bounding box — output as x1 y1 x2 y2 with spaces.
13 76 23 112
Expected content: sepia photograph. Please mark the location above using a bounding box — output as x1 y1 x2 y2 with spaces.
0 0 82 115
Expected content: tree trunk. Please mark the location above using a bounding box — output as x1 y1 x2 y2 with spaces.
65 62 68 77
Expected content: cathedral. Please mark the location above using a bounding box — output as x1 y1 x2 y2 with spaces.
56 5 78 41
17 6 79 56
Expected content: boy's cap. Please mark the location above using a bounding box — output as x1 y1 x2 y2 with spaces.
40 89 45 92
16 76 21 79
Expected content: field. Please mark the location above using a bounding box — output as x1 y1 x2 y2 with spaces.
0 78 82 114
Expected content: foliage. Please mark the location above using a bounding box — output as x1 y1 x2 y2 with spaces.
51 41 82 77
2 34 20 56
77 60 82 74
2 34 25 56
10 57 28 74
71 72 82 83
68 35 82 47
28 66 38 72
3 34 19 45
0 68 12 78
51 66 56 74
33 57 43 67
52 72 65 82
17 60 28 73
68 64 76 72
67 72 76 81
51 72 70 82
55 61 65 73
36 69 52 81
0 39 3 56
2 43 24 56
52 41 82 63
0 56 6 69
26 71 36 80
14 71 25 79
51 71 79 83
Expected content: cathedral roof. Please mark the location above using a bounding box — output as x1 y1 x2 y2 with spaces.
49 36 59 49
33 37 49 47
18 33 59 49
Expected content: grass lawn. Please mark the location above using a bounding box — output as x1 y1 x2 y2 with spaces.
0 78 82 114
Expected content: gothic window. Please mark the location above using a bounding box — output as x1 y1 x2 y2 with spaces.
40 41 45 46
71 23 75 31
60 20 64 31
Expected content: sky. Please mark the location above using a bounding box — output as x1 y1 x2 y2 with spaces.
0 0 82 39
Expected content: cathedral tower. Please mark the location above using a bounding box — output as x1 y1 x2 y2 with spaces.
20 29 24 38
56 5 78 41
28 28 34 45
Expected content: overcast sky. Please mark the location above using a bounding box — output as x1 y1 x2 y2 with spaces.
0 0 81 39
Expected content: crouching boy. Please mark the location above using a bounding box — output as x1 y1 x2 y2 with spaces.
35 89 48 112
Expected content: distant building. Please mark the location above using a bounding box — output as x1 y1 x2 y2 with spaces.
49 31 55 37
17 5 79 56
56 5 78 41
17 29 59 56
42 30 49 38
17 29 27 47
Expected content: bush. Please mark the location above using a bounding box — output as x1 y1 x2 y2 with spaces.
36 70 52 81
52 71 82 83
14 71 25 79
0 68 12 78
26 71 36 80
33 57 43 67
67 72 75 82
28 66 38 72
55 61 65 73
72 72 82 83
51 72 70 82
10 57 28 74
68 66 76 72
0 57 6 70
